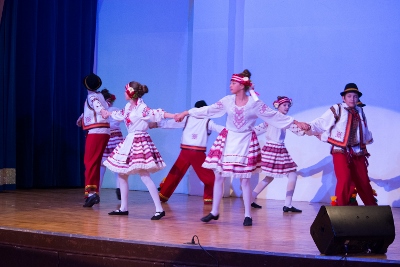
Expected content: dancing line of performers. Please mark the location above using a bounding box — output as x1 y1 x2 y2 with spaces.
77 70 376 226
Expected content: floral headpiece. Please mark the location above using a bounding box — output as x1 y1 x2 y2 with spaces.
273 97 292 109
125 83 138 99
231 74 252 87
106 94 116 105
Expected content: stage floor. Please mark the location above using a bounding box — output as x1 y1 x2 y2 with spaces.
0 188 399 265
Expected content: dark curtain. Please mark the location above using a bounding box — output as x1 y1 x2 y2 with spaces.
0 0 98 189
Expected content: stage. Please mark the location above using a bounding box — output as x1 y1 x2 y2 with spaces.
0 188 399 267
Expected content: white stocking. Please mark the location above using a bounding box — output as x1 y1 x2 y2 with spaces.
241 178 251 218
118 174 129 211
251 176 274 202
139 171 163 212
285 172 298 207
211 173 224 216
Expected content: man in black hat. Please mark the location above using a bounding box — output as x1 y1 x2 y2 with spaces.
305 83 377 206
76 74 110 207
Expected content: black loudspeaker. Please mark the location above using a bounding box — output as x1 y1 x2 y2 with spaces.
310 205 396 255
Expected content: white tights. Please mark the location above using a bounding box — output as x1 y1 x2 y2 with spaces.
117 171 163 212
211 173 252 218
251 172 298 207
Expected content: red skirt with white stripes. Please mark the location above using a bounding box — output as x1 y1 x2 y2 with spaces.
103 132 165 175
260 142 297 178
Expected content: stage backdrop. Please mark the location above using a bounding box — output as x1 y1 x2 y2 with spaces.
96 0 400 207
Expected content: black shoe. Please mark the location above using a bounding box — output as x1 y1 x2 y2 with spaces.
243 217 252 226
283 206 302 212
251 202 262 209
201 213 219 222
151 211 165 220
83 193 100 207
116 188 121 200
108 209 129 215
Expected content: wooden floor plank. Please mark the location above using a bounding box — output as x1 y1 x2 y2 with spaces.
0 188 399 262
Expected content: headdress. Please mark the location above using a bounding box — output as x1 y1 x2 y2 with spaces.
231 74 252 87
125 83 137 99
273 97 292 109
84 74 102 91
340 83 362 97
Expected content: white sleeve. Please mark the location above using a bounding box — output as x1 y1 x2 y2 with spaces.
254 100 294 129
306 107 336 136
88 94 107 113
288 123 305 136
253 122 268 136
188 96 227 119
110 109 125 122
207 120 224 133
158 118 186 129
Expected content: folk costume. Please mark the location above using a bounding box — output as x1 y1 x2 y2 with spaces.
104 82 168 220
306 84 376 206
197 73 296 226
103 98 166 174
251 97 304 212
157 106 224 204
80 74 110 207
189 96 294 178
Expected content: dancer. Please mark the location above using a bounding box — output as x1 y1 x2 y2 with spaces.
102 81 175 220
149 100 224 204
305 83 376 206
76 74 110 207
99 89 124 200
174 69 309 226
251 96 304 212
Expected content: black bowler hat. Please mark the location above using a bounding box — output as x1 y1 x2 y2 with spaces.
340 83 362 97
195 100 207 108
83 73 102 91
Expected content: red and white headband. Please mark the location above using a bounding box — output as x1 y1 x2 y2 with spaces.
273 97 292 109
231 74 252 87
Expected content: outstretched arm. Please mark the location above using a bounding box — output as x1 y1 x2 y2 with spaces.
175 110 189 122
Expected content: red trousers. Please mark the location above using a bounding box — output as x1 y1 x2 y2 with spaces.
84 133 110 197
159 149 215 203
332 153 377 206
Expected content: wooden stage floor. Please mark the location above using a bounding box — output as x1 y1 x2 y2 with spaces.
0 188 399 266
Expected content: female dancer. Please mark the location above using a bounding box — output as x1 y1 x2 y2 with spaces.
99 89 124 200
250 96 304 212
175 70 309 226
102 81 175 220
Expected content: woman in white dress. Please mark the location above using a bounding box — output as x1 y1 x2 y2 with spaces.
175 70 309 226
102 81 175 220
251 96 304 213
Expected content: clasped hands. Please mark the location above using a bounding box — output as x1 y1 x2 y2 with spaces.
294 120 311 131
101 109 110 119
173 112 187 122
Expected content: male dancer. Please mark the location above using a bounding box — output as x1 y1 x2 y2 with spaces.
77 74 110 207
150 100 223 204
306 83 376 206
